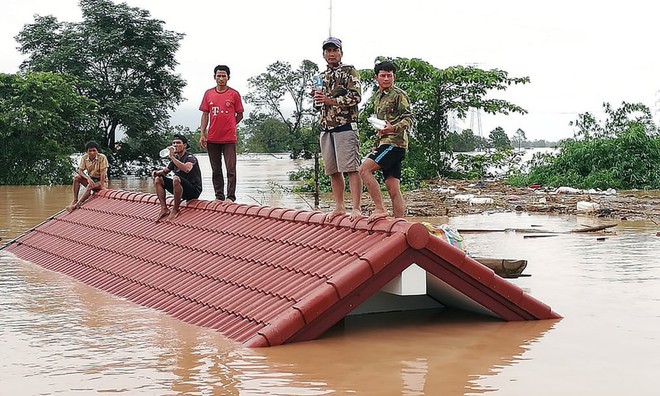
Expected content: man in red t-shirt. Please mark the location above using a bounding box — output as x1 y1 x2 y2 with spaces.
199 65 244 202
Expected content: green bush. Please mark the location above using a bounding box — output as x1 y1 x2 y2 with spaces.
289 163 331 193
509 125 660 189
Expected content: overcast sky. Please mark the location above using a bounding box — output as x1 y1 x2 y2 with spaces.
2 0 659 141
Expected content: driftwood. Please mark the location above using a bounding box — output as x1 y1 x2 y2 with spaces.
438 224 616 279
459 228 558 234
570 223 617 233
459 223 617 235
473 257 529 278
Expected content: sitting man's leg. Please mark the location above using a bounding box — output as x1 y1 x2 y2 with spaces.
167 176 184 220
166 176 200 221
67 174 87 213
75 177 102 209
155 175 172 220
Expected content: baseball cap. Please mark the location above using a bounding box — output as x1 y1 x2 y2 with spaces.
173 133 188 146
322 37 342 50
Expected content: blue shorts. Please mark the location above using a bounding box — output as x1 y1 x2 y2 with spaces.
366 145 406 180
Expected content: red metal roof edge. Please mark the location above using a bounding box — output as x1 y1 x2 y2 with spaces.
423 236 561 320
270 234 561 346
284 249 421 345
244 233 413 347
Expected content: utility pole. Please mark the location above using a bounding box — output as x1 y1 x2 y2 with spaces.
313 0 334 209
328 0 333 36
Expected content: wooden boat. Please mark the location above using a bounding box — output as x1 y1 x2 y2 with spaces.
473 258 528 278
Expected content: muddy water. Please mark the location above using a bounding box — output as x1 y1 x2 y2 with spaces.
1 154 660 395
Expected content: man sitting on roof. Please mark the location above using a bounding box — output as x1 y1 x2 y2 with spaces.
152 134 203 221
66 141 108 213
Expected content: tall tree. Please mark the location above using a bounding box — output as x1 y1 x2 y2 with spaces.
360 58 529 178
449 129 488 152
244 60 320 158
570 101 658 139
0 72 98 184
512 128 527 150
15 0 186 151
488 127 512 149
241 114 292 153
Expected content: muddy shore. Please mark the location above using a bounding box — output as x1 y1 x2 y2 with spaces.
393 180 660 223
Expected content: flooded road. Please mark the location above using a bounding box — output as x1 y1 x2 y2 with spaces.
1 154 659 395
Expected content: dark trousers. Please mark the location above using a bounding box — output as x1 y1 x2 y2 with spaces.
207 142 237 201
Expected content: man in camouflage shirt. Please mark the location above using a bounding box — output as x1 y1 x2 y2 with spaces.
359 60 413 222
313 37 363 221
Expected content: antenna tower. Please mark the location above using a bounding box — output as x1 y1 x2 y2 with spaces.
469 108 483 137
328 0 333 36
466 62 483 137
655 89 660 127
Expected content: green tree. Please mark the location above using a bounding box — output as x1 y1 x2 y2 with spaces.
488 127 512 149
512 128 527 150
454 149 522 180
0 72 97 184
245 60 326 206
449 128 488 152
528 139 557 148
360 58 529 179
570 101 658 139
244 60 320 158
510 102 660 189
241 114 291 153
15 0 186 151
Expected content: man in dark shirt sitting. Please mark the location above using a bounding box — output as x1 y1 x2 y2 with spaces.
152 134 203 221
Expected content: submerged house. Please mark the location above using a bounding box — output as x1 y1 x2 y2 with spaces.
2 189 560 347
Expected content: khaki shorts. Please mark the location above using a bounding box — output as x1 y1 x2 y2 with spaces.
320 128 360 175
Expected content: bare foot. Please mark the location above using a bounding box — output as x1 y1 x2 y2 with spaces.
367 212 388 223
156 208 170 221
326 210 345 222
167 209 180 221
66 204 78 213
349 208 363 221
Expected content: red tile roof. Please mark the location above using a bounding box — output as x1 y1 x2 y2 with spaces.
3 189 560 347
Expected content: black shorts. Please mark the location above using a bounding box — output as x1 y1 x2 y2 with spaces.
367 145 406 180
162 176 202 201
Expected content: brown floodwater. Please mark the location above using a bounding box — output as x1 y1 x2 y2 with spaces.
1 154 659 395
